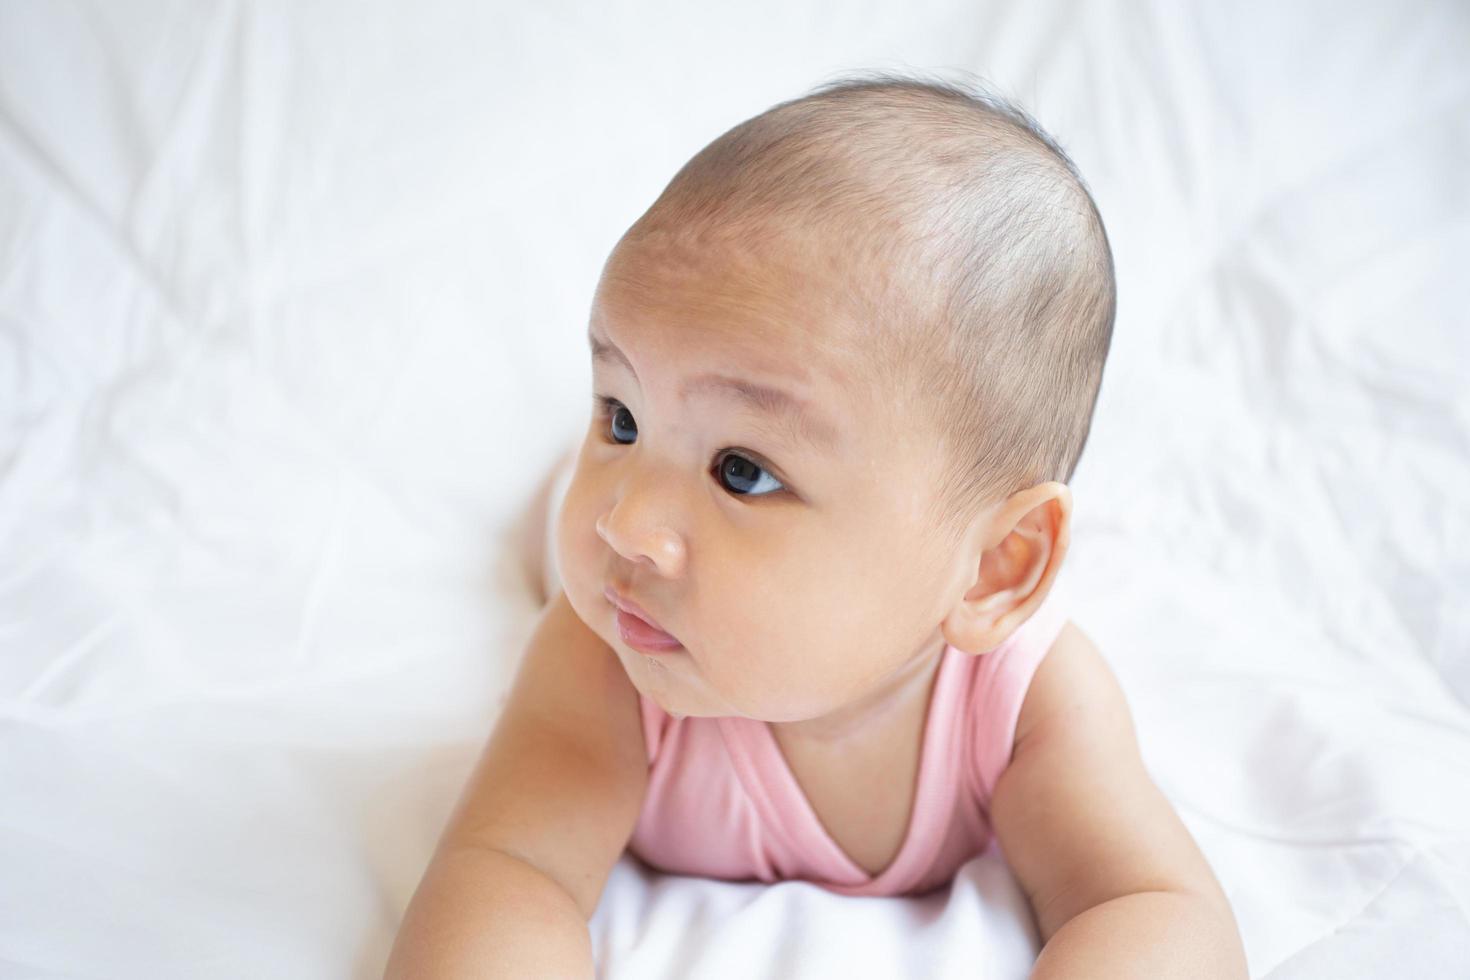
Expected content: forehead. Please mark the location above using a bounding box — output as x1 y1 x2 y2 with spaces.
590 230 870 443
595 228 855 358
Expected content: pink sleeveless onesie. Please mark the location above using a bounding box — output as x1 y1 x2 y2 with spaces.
625 595 1070 898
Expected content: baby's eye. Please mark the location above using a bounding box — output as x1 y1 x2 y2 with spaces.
714 452 785 497
599 397 637 445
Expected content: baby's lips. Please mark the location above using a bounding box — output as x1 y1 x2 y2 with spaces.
615 607 684 652
602 581 682 652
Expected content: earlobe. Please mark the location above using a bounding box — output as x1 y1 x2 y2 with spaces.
941 482 1072 654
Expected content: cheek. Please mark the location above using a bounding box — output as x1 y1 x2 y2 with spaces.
690 531 861 713
553 472 608 614
776 527 929 670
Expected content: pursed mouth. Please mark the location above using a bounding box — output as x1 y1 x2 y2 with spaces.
604 586 684 652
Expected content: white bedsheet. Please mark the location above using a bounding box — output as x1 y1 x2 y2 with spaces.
2 1 1467 977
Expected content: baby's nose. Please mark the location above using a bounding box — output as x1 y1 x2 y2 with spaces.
595 504 687 578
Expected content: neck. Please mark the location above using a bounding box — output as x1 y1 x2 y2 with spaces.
768 630 950 746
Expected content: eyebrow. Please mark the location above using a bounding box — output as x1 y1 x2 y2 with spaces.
589 331 841 452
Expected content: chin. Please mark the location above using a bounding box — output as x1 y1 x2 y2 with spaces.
625 669 707 720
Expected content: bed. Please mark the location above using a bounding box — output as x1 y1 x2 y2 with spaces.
2 1 1467 977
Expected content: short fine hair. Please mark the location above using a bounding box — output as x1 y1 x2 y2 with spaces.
614 69 1116 535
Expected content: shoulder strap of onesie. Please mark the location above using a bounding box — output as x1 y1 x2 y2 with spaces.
968 593 1070 809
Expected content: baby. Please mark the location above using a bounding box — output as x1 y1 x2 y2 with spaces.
386 74 1247 978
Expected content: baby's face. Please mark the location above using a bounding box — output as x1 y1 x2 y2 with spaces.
556 230 972 724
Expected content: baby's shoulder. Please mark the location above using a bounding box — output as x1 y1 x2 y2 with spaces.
1012 620 1122 751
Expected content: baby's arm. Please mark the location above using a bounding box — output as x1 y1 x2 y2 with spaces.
990 624 1248 979
384 591 648 980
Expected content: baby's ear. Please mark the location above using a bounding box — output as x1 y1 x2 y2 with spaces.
940 482 1071 654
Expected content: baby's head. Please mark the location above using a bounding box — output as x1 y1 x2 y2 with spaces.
556 73 1115 727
